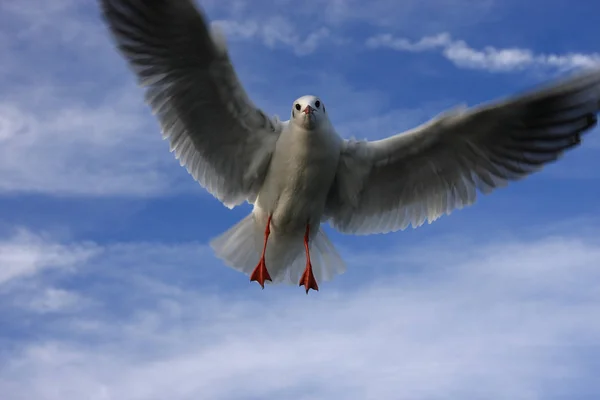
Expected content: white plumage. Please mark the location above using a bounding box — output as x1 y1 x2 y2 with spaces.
100 0 600 292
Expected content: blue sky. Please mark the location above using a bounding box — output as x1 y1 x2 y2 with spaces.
2 0 600 398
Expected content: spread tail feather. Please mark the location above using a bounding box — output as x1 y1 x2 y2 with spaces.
210 214 347 285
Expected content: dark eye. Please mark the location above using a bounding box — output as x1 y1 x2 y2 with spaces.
295 104 301 111
315 100 320 108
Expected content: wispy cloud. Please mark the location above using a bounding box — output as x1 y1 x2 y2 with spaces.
0 84 185 197
2 224 600 399
0 228 98 286
207 0 497 33
323 0 496 30
336 101 458 140
0 0 113 74
366 33 600 73
0 0 200 197
20 287 87 314
214 19 333 56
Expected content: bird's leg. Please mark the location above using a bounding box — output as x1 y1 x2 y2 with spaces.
250 215 272 289
299 223 319 294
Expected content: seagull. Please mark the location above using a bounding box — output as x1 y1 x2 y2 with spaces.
100 0 600 293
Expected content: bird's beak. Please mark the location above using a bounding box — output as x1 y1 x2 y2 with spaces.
303 105 314 115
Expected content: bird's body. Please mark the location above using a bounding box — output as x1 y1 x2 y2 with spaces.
100 0 600 293
256 102 341 235
212 96 345 289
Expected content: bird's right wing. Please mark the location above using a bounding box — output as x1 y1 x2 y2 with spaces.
326 69 600 235
100 0 282 207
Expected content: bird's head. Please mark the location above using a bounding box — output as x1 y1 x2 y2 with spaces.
290 95 327 131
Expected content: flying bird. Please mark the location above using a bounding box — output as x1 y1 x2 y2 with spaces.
100 0 600 293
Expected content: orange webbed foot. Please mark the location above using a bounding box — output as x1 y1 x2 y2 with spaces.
299 261 319 294
250 257 272 289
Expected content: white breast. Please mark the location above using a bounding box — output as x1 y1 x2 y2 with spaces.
254 122 342 234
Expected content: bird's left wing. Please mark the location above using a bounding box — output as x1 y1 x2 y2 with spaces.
100 0 282 208
326 69 600 235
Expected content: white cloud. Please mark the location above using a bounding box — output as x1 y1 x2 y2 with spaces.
24 288 85 313
336 101 458 140
0 0 200 197
1 224 600 399
367 33 600 73
207 0 497 33
214 18 333 56
0 83 188 197
1 0 106 48
329 0 496 30
0 229 98 285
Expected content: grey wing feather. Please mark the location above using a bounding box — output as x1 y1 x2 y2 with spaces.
327 68 600 235
100 0 281 207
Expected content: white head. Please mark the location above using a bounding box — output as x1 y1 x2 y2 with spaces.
290 95 328 130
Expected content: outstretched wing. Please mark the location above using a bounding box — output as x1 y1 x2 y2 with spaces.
326 69 600 234
100 0 282 207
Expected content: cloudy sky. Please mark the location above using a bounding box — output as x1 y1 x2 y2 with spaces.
2 0 600 398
